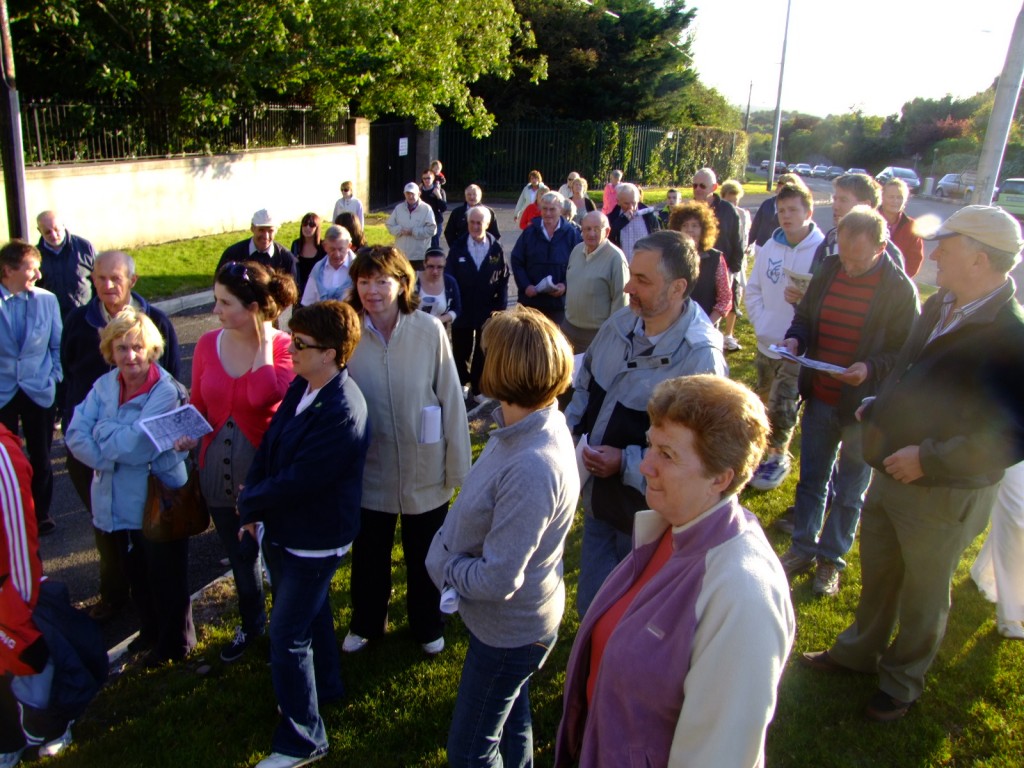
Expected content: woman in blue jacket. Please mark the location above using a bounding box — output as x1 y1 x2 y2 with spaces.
65 307 191 667
237 301 370 768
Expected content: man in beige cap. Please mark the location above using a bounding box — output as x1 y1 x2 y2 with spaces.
216 208 298 279
801 205 1024 721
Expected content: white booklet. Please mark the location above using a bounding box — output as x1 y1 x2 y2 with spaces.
139 404 213 452
768 344 847 374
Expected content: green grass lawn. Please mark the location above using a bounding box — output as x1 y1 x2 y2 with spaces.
53 278 1020 767
128 215 392 300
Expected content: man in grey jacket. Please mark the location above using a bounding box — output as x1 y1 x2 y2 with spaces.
566 230 728 616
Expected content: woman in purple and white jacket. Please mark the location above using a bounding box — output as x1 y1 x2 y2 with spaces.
556 374 795 768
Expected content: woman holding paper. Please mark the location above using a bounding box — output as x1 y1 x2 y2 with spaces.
66 307 193 666
344 245 471 655
425 306 578 766
175 260 297 663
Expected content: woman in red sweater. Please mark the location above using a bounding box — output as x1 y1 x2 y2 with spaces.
880 179 924 277
176 261 297 663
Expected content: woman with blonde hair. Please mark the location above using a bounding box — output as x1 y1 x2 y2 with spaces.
67 307 192 667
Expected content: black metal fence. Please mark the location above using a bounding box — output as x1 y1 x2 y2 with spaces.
20 101 351 166
439 119 748 196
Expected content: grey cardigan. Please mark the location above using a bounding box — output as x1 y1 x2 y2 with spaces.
425 404 579 648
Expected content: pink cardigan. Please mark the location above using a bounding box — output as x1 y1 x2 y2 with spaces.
190 330 295 467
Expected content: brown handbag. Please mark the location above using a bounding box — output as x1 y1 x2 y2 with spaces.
142 465 210 542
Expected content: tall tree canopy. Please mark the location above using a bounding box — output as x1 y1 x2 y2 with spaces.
10 0 541 136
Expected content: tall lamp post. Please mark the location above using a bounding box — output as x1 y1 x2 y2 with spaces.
766 0 793 190
0 0 27 240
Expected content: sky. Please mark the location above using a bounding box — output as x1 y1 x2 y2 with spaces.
685 0 1021 119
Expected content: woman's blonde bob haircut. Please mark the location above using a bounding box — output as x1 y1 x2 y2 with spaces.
99 306 165 366
479 306 573 409
647 374 769 496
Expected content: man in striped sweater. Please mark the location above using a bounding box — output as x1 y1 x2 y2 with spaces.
778 207 919 596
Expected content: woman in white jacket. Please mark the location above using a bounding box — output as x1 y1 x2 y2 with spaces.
343 245 471 656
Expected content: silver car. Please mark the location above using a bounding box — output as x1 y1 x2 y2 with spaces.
876 166 921 193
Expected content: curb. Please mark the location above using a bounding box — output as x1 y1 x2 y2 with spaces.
151 289 214 317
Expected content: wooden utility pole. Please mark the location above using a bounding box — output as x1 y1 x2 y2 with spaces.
0 0 28 239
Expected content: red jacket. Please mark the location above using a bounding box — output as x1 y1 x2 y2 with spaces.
0 424 43 676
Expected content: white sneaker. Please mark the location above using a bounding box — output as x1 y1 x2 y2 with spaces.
421 637 445 655
748 455 791 491
0 748 23 768
723 335 742 351
998 620 1024 640
254 750 327 768
37 723 73 757
342 632 368 653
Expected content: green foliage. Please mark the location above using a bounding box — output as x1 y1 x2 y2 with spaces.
10 0 540 137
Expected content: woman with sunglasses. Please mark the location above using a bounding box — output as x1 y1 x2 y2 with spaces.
343 245 471 656
238 300 369 768
290 213 326 299
174 261 298 663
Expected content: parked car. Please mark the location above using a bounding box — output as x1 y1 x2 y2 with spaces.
794 163 814 176
847 168 868 176
935 172 976 199
787 163 798 173
812 165 830 178
827 166 846 179
760 160 770 170
774 161 788 174
875 166 921 193
996 178 1024 218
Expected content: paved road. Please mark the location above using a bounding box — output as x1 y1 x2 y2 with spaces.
39 185 987 651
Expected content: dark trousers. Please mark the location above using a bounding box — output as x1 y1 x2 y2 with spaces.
452 326 486 396
122 529 196 661
210 505 266 636
66 452 130 607
0 389 54 521
348 504 447 644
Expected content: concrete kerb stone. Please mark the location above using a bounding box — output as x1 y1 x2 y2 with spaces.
151 288 215 317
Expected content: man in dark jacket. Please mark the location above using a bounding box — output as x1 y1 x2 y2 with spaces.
510 191 582 325
778 207 919 596
35 211 94 320
692 168 744 274
216 208 298 280
443 184 500 248
802 205 1024 722
61 250 180 623
420 170 447 250
446 206 508 402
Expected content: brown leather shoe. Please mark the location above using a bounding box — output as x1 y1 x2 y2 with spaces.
799 650 849 672
865 690 914 722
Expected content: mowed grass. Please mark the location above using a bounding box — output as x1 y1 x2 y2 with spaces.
128 214 392 300
50 279 1022 767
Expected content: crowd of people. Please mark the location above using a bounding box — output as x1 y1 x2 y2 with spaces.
1 160 1023 767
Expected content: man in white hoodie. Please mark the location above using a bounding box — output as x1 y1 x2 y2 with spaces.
745 183 824 490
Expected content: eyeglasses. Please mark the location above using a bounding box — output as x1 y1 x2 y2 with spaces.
302 221 317 228
292 336 329 352
692 182 709 189
222 262 251 282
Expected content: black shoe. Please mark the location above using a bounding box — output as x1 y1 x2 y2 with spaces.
127 634 154 654
773 506 795 535
220 626 260 663
37 517 56 536
865 689 914 722
88 600 125 623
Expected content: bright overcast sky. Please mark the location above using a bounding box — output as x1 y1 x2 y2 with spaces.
685 0 1021 119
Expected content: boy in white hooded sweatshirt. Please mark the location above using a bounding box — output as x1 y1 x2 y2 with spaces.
745 183 824 490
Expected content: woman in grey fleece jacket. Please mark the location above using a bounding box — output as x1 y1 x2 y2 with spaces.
426 306 579 768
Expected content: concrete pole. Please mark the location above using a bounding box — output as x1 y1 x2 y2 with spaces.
766 0 793 190
972 2 1024 206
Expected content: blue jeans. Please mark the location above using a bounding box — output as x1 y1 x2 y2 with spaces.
791 397 873 569
262 543 343 758
577 514 632 618
210 506 266 636
447 630 557 768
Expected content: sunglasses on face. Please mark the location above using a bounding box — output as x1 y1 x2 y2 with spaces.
292 336 329 352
